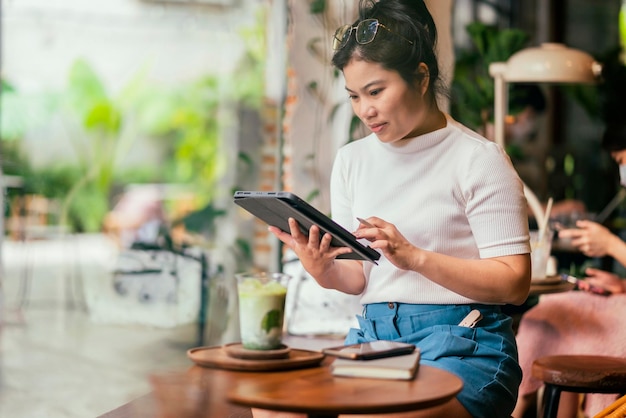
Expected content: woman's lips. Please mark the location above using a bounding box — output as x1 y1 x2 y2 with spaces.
369 122 387 133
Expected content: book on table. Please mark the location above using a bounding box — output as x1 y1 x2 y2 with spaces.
330 348 421 380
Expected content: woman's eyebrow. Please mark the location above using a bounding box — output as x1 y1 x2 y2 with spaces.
345 80 384 94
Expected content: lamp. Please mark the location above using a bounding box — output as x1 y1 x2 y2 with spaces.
489 43 602 227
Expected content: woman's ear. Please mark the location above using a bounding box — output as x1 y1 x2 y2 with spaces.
415 62 430 95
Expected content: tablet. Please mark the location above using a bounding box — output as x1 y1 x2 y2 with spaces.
233 191 380 263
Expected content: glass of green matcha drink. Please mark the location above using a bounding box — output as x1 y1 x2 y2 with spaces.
235 272 291 350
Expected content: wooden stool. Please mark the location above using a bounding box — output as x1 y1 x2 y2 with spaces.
532 355 626 418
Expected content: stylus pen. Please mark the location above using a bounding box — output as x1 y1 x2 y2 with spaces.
357 217 375 228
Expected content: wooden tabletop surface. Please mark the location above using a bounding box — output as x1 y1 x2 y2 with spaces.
227 358 462 417
99 354 462 418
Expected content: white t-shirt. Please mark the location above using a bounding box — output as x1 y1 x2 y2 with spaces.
330 114 530 305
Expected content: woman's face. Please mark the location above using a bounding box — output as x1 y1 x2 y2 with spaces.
342 58 438 143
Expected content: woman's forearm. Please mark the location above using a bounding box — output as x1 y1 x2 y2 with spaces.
607 233 626 267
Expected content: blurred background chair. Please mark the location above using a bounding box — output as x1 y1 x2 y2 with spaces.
532 355 626 418
5 193 85 310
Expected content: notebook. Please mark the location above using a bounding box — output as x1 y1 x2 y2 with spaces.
330 349 421 380
233 191 380 263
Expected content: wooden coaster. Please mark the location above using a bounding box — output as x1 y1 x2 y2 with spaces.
187 345 325 372
223 342 291 360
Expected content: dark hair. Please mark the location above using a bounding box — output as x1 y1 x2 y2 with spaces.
602 123 626 153
331 0 441 105
600 48 626 152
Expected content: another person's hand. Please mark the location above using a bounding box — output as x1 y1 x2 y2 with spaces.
582 267 626 294
558 220 619 257
550 199 587 217
354 216 418 271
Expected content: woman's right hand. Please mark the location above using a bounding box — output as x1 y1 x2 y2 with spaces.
558 220 619 257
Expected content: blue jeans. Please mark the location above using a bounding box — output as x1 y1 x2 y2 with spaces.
345 303 521 418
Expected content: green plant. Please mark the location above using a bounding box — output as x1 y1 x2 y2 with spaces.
1 79 30 145
1 69 167 232
1 79 54 178
130 13 267 269
2 9 268 247
56 59 153 231
1 78 70 223
1 79 56 144
138 75 222 194
451 22 530 132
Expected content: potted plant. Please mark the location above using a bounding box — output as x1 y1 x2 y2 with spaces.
451 22 530 133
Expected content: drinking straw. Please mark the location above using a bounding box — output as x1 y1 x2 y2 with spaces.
538 197 553 242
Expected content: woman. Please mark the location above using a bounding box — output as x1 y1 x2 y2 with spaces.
266 1 531 417
513 123 626 418
513 275 626 418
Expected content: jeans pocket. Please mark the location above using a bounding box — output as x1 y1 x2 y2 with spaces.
353 314 401 341
418 325 478 361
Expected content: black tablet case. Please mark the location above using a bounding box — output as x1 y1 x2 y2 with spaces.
233 191 380 263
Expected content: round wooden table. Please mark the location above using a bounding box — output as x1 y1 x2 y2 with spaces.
226 358 463 418
97 342 463 418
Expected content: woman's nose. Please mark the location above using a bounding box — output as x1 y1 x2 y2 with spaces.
360 102 376 119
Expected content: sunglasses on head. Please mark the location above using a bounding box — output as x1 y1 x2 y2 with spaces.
332 18 414 51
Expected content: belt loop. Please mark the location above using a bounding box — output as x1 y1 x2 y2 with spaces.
362 304 368 318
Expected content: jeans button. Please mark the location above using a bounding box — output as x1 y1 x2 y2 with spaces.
388 302 395 309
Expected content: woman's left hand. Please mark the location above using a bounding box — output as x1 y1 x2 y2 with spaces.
268 218 352 278
583 267 625 294
354 217 419 271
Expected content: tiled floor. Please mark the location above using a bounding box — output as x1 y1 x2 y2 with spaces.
0 235 208 418
1 308 197 417
0 234 344 418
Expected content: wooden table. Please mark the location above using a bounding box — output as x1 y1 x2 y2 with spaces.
99 357 463 418
227 359 462 417
528 280 575 297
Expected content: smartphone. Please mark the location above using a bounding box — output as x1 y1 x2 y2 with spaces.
560 274 612 296
322 341 416 360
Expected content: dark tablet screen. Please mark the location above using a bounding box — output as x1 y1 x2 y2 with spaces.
233 191 380 263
